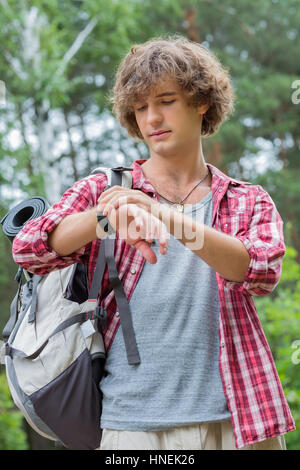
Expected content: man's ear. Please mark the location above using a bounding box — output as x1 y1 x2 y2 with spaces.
197 102 209 116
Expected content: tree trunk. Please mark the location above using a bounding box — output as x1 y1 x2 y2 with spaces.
63 109 79 182
183 7 201 43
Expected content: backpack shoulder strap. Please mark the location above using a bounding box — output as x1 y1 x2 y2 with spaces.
88 166 140 365
91 166 133 190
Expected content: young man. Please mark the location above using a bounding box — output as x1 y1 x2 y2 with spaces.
12 36 295 450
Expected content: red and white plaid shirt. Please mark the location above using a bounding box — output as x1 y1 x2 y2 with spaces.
12 159 295 448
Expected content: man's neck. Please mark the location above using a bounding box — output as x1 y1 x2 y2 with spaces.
140 153 210 188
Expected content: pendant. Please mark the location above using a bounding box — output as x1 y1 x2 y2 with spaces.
176 203 184 212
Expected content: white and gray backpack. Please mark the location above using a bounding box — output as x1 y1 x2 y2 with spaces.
0 167 141 450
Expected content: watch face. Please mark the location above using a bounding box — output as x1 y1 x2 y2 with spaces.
97 213 108 231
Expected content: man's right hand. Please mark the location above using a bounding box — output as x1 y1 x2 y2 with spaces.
98 203 169 264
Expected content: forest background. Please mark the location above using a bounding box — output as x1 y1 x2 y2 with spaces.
0 0 299 450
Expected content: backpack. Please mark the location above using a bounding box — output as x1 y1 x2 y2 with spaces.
0 166 141 450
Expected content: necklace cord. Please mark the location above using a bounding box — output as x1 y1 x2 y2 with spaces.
154 168 209 206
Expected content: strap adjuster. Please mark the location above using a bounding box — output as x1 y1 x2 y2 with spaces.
94 306 107 326
4 343 12 358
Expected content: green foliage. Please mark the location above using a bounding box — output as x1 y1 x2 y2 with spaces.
0 0 299 450
254 246 300 449
0 214 19 334
0 371 28 450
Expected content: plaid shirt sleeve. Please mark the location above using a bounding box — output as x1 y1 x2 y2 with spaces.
12 176 103 275
222 185 286 296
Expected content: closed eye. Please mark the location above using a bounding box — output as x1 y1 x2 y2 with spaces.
136 100 176 112
136 105 147 112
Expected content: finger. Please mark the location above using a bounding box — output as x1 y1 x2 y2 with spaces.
145 233 154 243
127 203 141 218
101 195 125 215
159 238 168 255
99 191 153 217
97 191 122 211
134 240 157 264
154 221 169 254
98 186 128 204
98 195 116 212
102 204 114 217
140 212 168 255
113 195 131 210
118 200 150 216
160 242 168 255
134 216 144 231
129 213 147 240
98 185 123 200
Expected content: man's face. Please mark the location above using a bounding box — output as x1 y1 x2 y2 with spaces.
133 78 208 158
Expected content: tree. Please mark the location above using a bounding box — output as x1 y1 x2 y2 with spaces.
1 0 300 450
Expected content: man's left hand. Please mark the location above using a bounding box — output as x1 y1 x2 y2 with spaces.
97 186 159 217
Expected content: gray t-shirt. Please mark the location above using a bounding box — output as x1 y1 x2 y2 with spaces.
100 191 230 430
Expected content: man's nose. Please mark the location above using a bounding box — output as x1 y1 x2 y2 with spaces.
147 105 163 126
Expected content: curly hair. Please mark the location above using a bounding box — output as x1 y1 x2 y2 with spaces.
110 34 235 140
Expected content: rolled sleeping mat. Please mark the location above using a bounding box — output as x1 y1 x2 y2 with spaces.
0 197 50 243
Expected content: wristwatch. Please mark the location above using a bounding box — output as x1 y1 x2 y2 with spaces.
96 212 116 236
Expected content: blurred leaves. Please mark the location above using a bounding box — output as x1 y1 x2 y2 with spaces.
0 0 299 450
0 371 28 450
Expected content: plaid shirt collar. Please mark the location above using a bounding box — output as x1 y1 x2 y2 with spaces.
130 159 251 225
131 158 251 191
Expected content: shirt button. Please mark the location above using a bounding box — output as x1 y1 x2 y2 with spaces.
221 342 225 348
224 224 228 228
115 311 119 317
227 385 232 390
218 188 222 192
130 268 136 275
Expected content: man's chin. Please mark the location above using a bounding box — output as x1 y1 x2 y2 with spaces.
149 142 178 158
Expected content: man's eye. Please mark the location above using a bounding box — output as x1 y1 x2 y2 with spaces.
136 100 175 112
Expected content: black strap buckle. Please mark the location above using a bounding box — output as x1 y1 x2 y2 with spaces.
97 212 109 232
112 167 134 172
94 306 107 327
5 343 12 358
